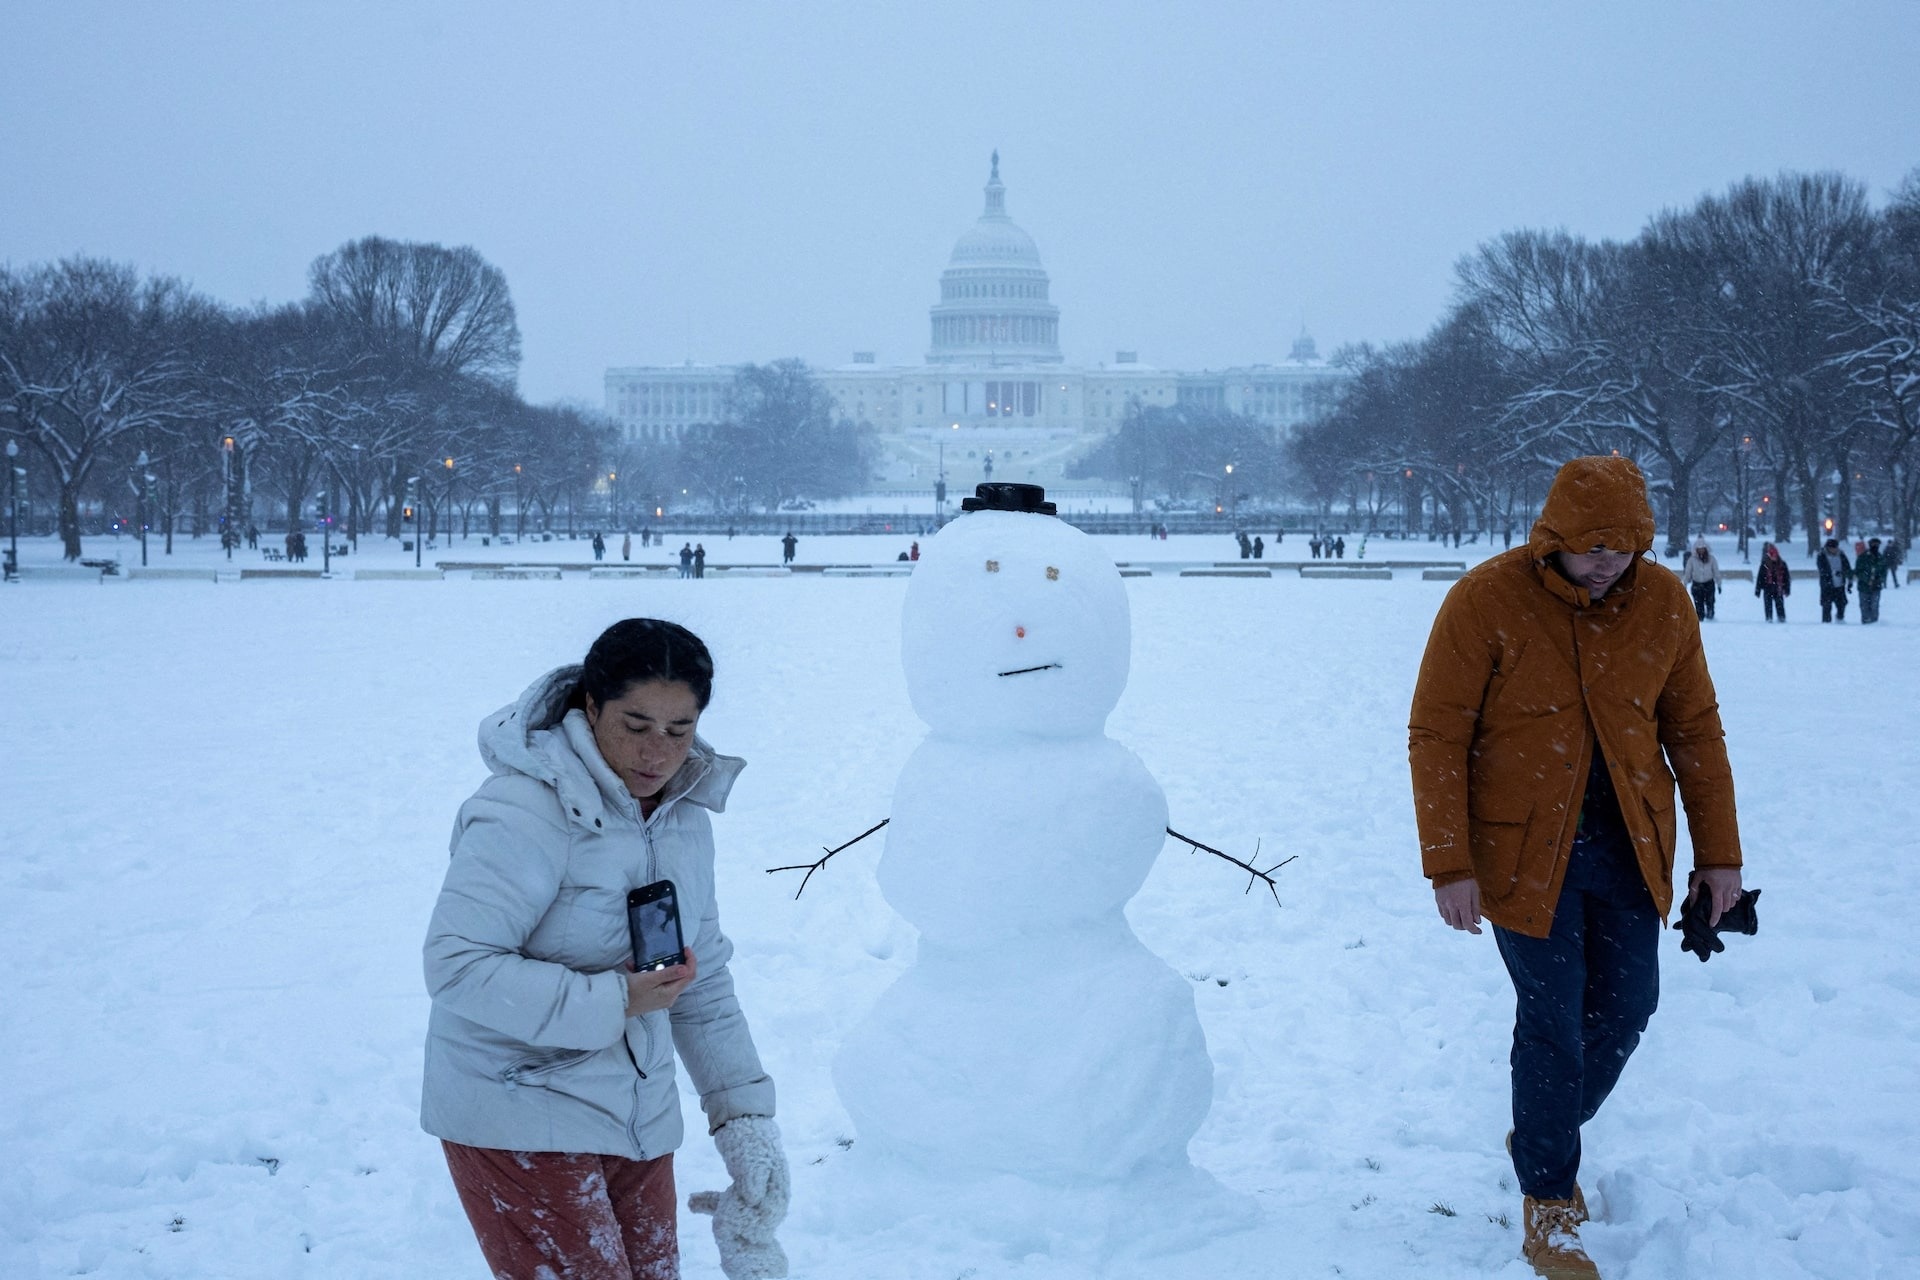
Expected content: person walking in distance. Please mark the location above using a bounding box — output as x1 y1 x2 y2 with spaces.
1681 537 1721 621
1855 537 1888 624
1817 537 1852 622
1755 542 1791 622
1409 457 1745 1279
781 531 797 565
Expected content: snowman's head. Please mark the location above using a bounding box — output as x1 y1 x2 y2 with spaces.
901 509 1130 738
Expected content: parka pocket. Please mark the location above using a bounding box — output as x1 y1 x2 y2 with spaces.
1467 794 1533 892
1643 790 1678 881
501 1048 591 1087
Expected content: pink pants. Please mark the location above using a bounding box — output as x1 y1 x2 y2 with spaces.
442 1140 678 1280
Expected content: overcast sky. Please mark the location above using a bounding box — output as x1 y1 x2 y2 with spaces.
5 1 1916 403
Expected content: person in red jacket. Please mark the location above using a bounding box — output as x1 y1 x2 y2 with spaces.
1755 542 1791 622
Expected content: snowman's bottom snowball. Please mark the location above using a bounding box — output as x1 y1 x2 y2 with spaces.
833 933 1212 1184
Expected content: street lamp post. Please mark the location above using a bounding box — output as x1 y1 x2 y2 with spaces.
4 439 18 581
135 450 153 567
443 456 456 547
407 475 422 568
513 464 525 539
609 470 620 530
317 488 331 575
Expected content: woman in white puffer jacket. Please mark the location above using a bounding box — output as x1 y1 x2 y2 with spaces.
422 618 789 1280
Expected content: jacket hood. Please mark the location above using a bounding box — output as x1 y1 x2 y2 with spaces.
1529 456 1657 560
477 664 743 827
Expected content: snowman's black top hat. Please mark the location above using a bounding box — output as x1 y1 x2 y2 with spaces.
960 482 1056 516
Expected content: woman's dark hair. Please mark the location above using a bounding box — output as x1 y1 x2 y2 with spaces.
576 618 713 711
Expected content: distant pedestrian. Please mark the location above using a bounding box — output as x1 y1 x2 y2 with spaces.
693 543 706 579
909 541 920 561
1237 530 1252 560
591 532 606 562
1885 539 1904 589
1334 536 1346 560
245 524 258 550
1310 536 1323 560
1856 538 1888 624
285 530 296 561
1681 537 1722 621
781 531 797 565
1755 542 1791 622
621 532 631 562
1274 529 1284 545
1817 538 1853 623
1252 536 1264 560
678 543 693 579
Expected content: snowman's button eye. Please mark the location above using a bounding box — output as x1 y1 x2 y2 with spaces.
1045 566 1059 580
985 559 1000 573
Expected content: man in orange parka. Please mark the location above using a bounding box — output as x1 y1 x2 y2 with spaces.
1409 456 1745 1279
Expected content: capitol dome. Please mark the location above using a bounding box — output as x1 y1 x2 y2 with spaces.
928 153 1062 366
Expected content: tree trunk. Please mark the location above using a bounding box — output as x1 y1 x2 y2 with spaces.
58 481 83 561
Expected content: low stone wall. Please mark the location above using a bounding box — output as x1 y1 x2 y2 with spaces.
354 568 444 581
128 567 218 582
1301 567 1393 581
239 568 324 581
471 567 563 581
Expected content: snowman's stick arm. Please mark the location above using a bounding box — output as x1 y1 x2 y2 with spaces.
1165 827 1297 906
765 818 891 899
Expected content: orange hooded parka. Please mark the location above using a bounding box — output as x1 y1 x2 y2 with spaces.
1408 457 1742 937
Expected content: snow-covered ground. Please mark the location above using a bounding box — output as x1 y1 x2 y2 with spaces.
2 540 1915 1278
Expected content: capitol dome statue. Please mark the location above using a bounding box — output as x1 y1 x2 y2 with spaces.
927 152 1062 366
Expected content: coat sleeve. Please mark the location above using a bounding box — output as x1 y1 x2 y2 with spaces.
423 784 630 1051
1408 580 1495 885
1654 607 1743 872
668 814 775 1133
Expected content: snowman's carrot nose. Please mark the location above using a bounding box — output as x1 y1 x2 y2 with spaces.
1015 625 1026 639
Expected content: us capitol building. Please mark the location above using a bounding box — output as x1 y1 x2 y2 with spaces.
605 154 1344 493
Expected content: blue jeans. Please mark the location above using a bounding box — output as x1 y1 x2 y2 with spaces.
1493 829 1660 1200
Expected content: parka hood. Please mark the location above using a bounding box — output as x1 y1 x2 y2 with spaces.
477 664 743 827
1528 456 1657 560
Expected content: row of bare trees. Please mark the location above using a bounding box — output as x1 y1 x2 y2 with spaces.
0 237 620 560
1290 170 1920 553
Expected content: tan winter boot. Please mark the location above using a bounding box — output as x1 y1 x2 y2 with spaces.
1523 1196 1600 1279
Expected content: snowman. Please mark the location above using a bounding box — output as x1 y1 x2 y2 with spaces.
831 483 1216 1186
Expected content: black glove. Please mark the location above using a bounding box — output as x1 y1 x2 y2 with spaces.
1679 886 1761 962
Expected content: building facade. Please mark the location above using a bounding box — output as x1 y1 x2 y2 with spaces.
605 154 1344 491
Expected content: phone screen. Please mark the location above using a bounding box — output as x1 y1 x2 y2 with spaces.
627 881 685 972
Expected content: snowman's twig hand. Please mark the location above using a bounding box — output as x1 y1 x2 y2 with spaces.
766 819 891 899
1165 827 1296 907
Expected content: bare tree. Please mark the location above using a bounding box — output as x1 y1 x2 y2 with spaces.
0 259 215 559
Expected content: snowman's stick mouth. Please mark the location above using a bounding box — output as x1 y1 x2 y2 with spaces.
998 663 1062 677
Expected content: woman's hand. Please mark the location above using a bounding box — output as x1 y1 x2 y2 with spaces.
625 948 699 1016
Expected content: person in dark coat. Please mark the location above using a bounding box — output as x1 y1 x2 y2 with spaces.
781 531 797 565
591 532 606 562
1817 538 1853 622
1252 536 1264 560
1310 536 1323 560
245 524 258 550
1334 536 1346 559
1855 538 1888 624
1755 542 1791 622
693 543 706 579
1884 538 1903 589
678 543 694 579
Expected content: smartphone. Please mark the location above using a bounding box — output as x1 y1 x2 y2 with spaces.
627 880 686 973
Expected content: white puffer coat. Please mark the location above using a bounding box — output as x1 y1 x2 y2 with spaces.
420 665 774 1158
